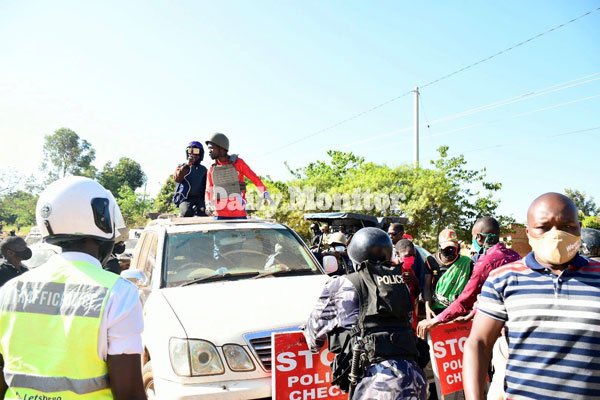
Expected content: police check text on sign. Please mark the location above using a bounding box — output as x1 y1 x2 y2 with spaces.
272 331 347 400
428 321 473 398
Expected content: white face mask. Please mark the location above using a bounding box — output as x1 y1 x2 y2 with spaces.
333 246 346 253
528 227 581 265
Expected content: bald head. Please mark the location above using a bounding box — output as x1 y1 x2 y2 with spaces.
527 192 580 237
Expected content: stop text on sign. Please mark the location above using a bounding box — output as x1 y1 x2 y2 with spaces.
272 331 347 400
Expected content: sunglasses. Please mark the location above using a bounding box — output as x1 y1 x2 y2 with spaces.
187 147 201 155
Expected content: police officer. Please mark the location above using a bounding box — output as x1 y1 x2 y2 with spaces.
0 236 31 287
304 227 427 399
173 141 208 217
0 176 146 399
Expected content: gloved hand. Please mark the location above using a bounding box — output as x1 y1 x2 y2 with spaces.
263 191 275 206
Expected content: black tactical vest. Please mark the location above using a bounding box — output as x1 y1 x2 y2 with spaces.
328 263 419 390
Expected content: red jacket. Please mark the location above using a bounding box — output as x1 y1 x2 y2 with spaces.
206 156 266 218
435 242 521 324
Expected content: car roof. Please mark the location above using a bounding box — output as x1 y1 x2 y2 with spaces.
145 216 287 233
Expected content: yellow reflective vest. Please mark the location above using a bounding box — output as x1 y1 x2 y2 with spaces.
0 256 120 399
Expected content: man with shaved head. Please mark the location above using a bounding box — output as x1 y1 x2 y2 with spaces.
464 193 600 400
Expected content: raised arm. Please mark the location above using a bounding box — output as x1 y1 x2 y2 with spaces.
463 312 504 400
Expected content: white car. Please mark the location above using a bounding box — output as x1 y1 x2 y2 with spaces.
26 242 61 269
124 217 331 399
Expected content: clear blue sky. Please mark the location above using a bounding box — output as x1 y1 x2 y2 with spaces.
1 1 599 223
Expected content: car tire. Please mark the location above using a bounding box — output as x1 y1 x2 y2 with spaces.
142 361 155 399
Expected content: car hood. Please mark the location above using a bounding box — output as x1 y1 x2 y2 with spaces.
160 274 329 344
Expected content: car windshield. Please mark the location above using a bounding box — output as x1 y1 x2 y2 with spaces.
163 227 322 287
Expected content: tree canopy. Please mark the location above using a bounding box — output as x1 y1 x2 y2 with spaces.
250 147 513 249
41 128 96 182
565 188 599 217
98 157 147 197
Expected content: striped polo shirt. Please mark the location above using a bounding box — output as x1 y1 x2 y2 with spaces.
478 253 600 400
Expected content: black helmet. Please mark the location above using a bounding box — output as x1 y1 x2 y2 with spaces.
348 227 393 266
581 228 600 257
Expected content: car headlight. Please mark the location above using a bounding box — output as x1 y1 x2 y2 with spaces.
223 344 255 371
169 338 225 376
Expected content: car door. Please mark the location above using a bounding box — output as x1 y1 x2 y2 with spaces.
134 230 158 304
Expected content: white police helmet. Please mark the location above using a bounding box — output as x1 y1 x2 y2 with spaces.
36 176 121 244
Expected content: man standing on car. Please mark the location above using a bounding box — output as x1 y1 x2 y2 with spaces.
0 176 146 399
173 141 207 217
205 132 273 219
0 237 31 287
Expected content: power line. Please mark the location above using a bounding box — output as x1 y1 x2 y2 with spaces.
455 125 600 155
419 7 600 90
430 93 600 138
264 6 600 155
339 72 600 148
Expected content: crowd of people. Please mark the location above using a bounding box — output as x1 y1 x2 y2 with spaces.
303 194 600 400
0 154 599 400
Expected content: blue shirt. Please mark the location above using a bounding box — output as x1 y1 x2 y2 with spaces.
478 253 600 400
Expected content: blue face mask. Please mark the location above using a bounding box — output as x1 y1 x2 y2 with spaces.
473 233 499 254
472 237 482 253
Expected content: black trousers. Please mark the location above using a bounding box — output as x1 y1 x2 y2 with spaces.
179 197 206 217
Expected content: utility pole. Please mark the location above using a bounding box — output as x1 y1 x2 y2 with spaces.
413 86 420 168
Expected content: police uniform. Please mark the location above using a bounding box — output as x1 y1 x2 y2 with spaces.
0 252 143 398
304 267 427 399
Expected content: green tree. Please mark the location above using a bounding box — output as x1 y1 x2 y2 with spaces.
41 128 97 182
154 177 177 214
98 157 147 197
582 215 600 230
0 191 37 229
565 188 598 216
116 186 153 227
268 147 512 250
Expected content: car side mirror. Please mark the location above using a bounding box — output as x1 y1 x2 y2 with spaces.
121 269 147 286
322 255 339 275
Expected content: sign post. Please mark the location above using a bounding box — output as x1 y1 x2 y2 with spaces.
427 321 472 399
272 331 348 400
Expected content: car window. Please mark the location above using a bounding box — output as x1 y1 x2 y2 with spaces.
163 228 321 287
132 232 150 271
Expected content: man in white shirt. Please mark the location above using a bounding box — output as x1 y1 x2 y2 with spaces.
0 176 146 399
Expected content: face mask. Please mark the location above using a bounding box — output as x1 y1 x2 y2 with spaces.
440 247 458 264
402 255 415 272
333 245 346 253
472 237 482 253
528 228 581 265
15 249 32 261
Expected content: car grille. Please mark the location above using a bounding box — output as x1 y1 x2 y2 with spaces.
249 336 272 371
244 327 300 372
